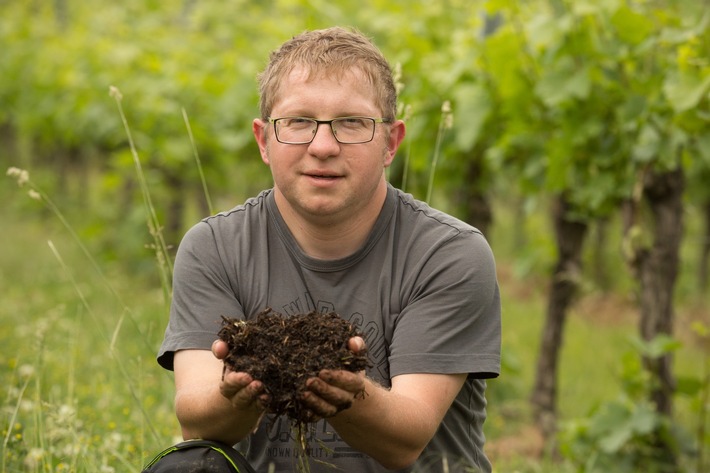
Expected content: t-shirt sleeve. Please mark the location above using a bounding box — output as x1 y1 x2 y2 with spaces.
388 230 501 379
157 221 244 371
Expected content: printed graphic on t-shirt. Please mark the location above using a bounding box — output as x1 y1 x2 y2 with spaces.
264 417 364 461
279 292 390 382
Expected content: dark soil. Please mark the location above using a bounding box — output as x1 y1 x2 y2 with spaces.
218 308 370 424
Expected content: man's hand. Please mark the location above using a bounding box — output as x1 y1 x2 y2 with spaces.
301 336 367 421
174 347 267 444
211 336 366 422
211 340 270 414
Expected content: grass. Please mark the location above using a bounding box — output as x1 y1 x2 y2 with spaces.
482 196 710 472
1 186 178 472
486 278 708 472
1 171 708 472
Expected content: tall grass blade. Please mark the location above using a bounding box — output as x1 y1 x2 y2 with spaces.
426 101 453 204
400 130 412 194
109 86 173 305
48 240 161 443
182 107 215 215
5 168 155 354
2 373 31 473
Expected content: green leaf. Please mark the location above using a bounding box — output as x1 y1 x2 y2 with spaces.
484 0 516 14
648 334 682 358
628 403 658 435
599 425 633 453
630 333 682 358
526 13 571 51
691 320 710 338
482 28 529 102
663 71 710 113
545 133 573 191
617 94 647 132
571 0 621 16
452 84 492 152
588 402 630 436
535 57 591 106
675 376 704 396
660 10 710 44
611 5 654 45
588 401 635 454
632 124 660 163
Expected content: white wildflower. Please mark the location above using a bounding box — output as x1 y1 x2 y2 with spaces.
60 443 82 457
393 62 405 95
6 386 20 400
441 100 451 114
444 113 454 130
108 85 123 100
28 189 42 201
401 104 413 122
441 101 453 130
6 167 29 186
6 166 21 177
18 364 35 379
107 431 123 446
24 448 44 469
18 169 29 185
20 399 35 412
56 404 76 423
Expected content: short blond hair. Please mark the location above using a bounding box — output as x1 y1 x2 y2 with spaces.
257 26 397 121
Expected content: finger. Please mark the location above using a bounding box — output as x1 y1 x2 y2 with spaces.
301 389 342 418
220 371 253 397
220 371 268 410
318 369 366 392
348 336 366 354
303 375 360 417
212 340 229 359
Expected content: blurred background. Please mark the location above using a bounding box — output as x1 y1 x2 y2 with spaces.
1 1 709 472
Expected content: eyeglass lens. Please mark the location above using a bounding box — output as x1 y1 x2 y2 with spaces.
275 118 375 144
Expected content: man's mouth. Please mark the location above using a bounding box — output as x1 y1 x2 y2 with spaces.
306 172 340 180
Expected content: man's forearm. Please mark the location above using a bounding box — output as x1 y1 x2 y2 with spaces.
174 349 267 445
324 378 441 470
175 385 262 444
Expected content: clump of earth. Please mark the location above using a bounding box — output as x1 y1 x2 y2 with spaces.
218 308 370 423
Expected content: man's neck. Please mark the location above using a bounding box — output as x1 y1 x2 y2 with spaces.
274 185 388 260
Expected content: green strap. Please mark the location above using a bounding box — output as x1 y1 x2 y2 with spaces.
142 445 179 469
209 445 240 471
142 440 243 472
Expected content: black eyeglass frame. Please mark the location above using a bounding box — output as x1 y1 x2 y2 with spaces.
266 116 393 144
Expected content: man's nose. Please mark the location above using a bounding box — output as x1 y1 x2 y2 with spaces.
308 122 340 155
314 122 338 141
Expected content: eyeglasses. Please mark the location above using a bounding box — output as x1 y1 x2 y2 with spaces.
267 116 392 144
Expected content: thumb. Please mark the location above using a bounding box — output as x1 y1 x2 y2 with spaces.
212 339 229 359
348 336 366 354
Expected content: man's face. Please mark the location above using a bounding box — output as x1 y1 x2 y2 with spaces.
253 67 405 225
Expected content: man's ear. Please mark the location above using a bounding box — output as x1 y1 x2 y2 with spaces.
384 120 406 168
253 119 270 165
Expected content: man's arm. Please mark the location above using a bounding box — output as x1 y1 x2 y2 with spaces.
179 340 466 470
304 368 466 470
173 349 267 445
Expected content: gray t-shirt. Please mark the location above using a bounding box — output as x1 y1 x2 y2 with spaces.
158 184 501 473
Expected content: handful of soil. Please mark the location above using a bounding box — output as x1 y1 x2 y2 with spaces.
218 308 369 423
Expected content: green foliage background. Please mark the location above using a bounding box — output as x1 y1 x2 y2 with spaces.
2 0 709 472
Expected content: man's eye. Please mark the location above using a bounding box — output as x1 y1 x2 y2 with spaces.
284 118 313 128
339 118 367 128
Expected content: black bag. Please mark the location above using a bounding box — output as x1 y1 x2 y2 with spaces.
141 439 256 473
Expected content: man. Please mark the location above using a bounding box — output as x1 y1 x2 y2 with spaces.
158 26 501 472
